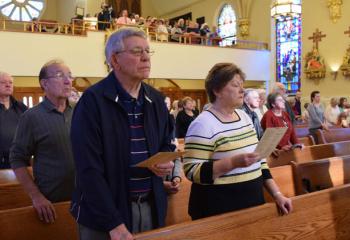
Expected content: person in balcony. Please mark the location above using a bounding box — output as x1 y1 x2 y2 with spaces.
116 9 132 25
170 22 183 42
156 19 169 42
199 23 211 45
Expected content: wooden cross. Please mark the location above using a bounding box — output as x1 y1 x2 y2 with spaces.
344 27 350 38
308 28 326 49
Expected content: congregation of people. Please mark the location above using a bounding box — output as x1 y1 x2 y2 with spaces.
1 25 350 240
27 3 222 46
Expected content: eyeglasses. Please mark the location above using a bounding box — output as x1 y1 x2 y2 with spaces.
116 47 155 57
45 72 74 81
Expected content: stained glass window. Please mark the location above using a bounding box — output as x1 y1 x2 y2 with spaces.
276 17 301 93
0 0 44 21
217 4 236 47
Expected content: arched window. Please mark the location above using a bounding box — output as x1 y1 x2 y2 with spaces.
0 0 45 21
276 17 301 93
217 4 237 46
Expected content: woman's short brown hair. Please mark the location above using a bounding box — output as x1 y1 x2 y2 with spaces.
182 96 193 106
205 63 245 103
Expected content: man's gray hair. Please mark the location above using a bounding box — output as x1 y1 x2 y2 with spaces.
244 88 258 102
0 71 12 81
105 27 147 66
39 59 65 81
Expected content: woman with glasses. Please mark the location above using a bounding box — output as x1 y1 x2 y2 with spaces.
261 93 301 151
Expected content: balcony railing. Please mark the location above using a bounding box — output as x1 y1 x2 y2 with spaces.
0 18 268 50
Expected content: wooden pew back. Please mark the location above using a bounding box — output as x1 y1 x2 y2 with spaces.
268 141 350 167
166 165 296 226
298 136 315 146
0 167 32 185
292 155 350 195
0 183 32 210
135 184 350 240
0 202 78 240
317 128 350 144
165 174 192 225
295 127 310 138
264 165 296 202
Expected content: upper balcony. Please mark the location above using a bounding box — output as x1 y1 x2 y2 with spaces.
0 19 271 81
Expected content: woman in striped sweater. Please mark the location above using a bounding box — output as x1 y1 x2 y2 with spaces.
183 63 292 220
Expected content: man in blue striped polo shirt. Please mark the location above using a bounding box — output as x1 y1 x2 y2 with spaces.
71 27 176 240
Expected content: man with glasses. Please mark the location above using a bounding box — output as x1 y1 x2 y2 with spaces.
10 60 75 224
70 27 175 240
0 71 27 169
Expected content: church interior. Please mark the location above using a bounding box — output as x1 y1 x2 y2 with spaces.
1 0 350 239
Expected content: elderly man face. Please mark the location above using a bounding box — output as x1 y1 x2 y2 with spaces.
275 83 287 96
111 36 151 82
0 73 13 97
40 63 73 100
245 90 260 109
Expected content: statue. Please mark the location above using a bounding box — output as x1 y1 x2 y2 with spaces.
304 47 326 79
305 47 324 70
327 0 342 23
340 45 350 77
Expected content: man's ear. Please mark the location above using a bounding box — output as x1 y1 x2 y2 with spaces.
110 54 120 70
39 79 47 90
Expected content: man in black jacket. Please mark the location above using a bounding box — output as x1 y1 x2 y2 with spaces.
71 27 175 240
0 72 27 169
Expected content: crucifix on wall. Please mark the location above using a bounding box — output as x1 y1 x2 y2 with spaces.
308 28 326 49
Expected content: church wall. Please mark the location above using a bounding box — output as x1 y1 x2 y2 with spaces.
41 0 57 20
0 30 270 81
301 0 350 102
141 0 158 18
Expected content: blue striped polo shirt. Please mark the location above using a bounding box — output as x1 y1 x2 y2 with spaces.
115 81 152 196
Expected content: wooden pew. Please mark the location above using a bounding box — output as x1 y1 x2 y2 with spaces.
267 141 350 167
0 167 33 185
166 165 296 226
135 184 350 240
295 127 310 138
292 155 350 195
0 183 32 210
264 165 296 202
298 135 315 146
0 201 78 240
165 175 191 225
316 128 350 144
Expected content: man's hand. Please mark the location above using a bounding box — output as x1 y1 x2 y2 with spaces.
109 224 133 240
149 161 174 177
31 192 57 223
164 177 181 194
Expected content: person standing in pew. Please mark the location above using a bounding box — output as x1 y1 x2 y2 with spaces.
261 93 302 151
9 60 75 223
70 27 175 240
0 72 27 169
241 89 263 140
271 82 295 125
307 91 328 144
183 63 292 220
